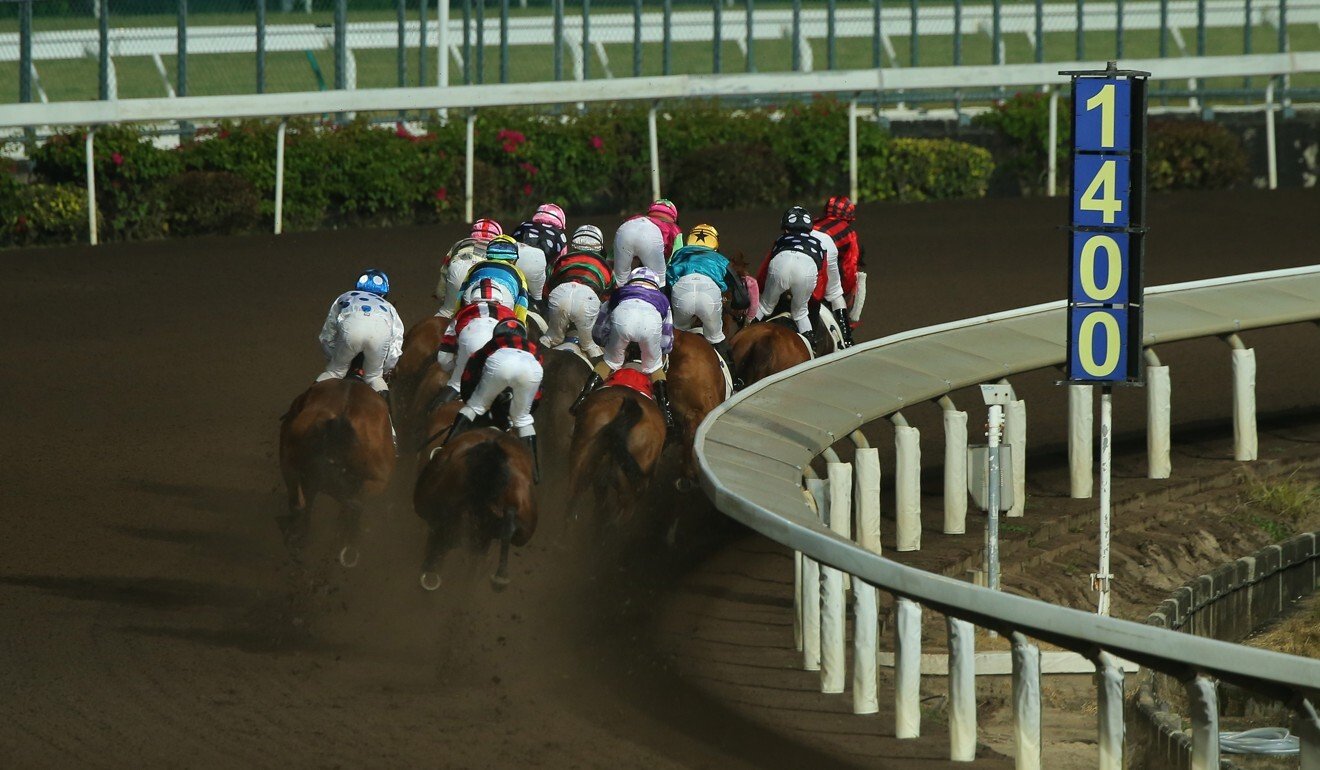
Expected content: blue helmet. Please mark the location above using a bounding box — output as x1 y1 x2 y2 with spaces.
485 234 520 263
355 269 390 297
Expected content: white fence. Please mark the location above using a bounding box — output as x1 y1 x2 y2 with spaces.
1 51 1317 245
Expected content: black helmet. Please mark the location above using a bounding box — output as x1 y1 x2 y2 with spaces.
781 205 812 233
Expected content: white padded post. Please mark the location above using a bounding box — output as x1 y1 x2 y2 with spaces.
895 597 922 739
943 408 969 534
1011 633 1041 770
1147 364 1172 478
1187 674 1219 770
852 581 878 714
895 426 922 551
1068 384 1093 498
1005 399 1026 517
1232 347 1258 461
1095 651 1125 770
947 616 977 762
821 462 852 694
855 448 882 554
802 478 826 671
1297 698 1320 770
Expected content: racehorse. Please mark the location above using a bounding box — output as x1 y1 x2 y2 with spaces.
728 317 814 388
413 427 537 591
566 377 667 526
392 314 447 425
278 358 395 566
667 330 730 490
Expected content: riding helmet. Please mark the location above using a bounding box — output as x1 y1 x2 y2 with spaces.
491 317 528 339
484 234 521 263
532 202 567 231
687 223 719 250
648 199 679 224
570 224 605 254
355 268 390 297
627 267 662 289
823 195 857 222
781 205 812 233
470 217 503 242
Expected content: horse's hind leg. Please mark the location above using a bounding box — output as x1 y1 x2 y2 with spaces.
491 506 517 591
420 525 449 591
336 499 363 568
277 475 313 555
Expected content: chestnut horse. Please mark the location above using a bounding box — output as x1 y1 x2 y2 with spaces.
728 318 814 388
278 366 395 565
567 384 667 525
392 314 447 427
413 427 537 591
667 330 731 490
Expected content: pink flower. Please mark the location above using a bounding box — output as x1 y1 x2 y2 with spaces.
519 161 539 177
110 152 124 166
498 128 526 154
434 187 448 201
589 135 604 152
522 183 533 196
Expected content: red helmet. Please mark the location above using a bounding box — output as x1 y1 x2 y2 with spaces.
823 195 856 222
471 218 503 242
532 203 566 231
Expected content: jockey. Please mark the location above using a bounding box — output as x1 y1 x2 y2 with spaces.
612 198 681 287
541 224 612 359
814 195 864 327
316 269 405 398
754 206 849 348
433 299 520 406
435 218 502 317
510 204 567 311
666 223 750 367
573 267 675 428
444 317 546 482
459 235 531 323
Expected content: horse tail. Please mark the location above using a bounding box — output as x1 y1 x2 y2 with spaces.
596 394 646 486
464 438 510 516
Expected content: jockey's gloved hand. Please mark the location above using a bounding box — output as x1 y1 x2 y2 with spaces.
834 308 854 348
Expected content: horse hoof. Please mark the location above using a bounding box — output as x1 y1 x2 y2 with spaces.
338 546 360 568
420 572 442 591
673 477 695 493
490 573 511 591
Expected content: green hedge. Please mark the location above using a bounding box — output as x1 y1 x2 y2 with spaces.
1148 119 1249 191
6 100 998 247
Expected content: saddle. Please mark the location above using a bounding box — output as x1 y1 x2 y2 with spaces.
605 367 654 400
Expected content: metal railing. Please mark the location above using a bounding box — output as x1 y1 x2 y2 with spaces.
2 51 1317 245
694 266 1320 768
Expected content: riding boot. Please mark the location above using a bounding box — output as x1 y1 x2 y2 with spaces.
442 410 475 445
712 338 735 369
833 308 855 348
377 389 398 454
569 373 602 415
521 434 540 484
802 328 818 350
652 379 676 432
427 386 459 413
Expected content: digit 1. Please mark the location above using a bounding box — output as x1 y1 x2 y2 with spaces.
1086 83 1116 148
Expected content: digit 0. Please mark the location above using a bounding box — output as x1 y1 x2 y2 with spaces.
1079 311 1122 378
1080 235 1122 301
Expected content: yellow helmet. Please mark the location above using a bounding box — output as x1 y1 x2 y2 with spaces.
687 223 719 250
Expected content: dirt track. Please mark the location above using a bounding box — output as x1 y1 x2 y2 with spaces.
2 188 1318 768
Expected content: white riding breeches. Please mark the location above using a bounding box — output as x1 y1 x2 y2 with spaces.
439 316 500 393
516 243 547 300
318 310 394 392
460 348 543 436
438 254 479 317
671 273 726 344
604 298 665 374
612 217 666 287
757 250 818 334
542 282 604 357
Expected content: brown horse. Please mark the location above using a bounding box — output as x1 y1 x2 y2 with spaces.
278 370 396 565
392 314 447 423
667 330 730 490
413 427 537 591
567 384 667 525
729 318 813 388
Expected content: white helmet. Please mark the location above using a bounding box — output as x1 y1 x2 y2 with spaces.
627 267 661 288
570 224 605 254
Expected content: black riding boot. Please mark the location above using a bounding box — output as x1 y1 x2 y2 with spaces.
522 434 540 483
569 373 602 415
833 308 855 348
802 328 818 351
426 386 459 414
652 379 676 431
712 339 735 369
442 411 475 445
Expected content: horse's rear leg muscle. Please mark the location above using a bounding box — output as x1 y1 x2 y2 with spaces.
491 506 516 590
337 499 363 567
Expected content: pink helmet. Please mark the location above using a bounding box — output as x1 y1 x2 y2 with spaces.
647 198 678 224
470 218 502 242
532 203 566 231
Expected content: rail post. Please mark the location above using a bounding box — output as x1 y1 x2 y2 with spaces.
554 0 564 81
274 120 286 235
1005 394 1026 517
895 597 921 738
19 0 32 107
852 439 881 714
99 0 110 101
464 111 476 223
177 0 188 97
803 477 826 671
1047 88 1059 196
939 396 968 534
1012 633 1042 770
821 461 852 694
419 0 429 87
1225 333 1258 461
582 0 591 80
1296 697 1320 770
1068 384 1093 498
633 0 642 78
948 616 977 761
746 0 756 72
500 0 510 83
1034 0 1043 61
334 0 347 90
827 0 837 70
1146 349 1171 478
909 0 919 67
712 0 721 74
1266 81 1279 189
848 100 859 203
1117 0 1125 57
663 0 673 75
396 0 405 88
1187 674 1220 770
476 0 486 83
792 0 802 72
648 103 661 201
893 413 921 551
1096 651 1125 770
85 129 98 246
871 0 881 68
1076 0 1085 59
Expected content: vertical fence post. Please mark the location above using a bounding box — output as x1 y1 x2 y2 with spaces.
582 0 591 80
1266 81 1278 189
852 577 878 713
953 0 963 65
464 111 476 223
85 129 98 246
1146 350 1171 479
827 0 837 70
1196 0 1207 55
895 417 921 551
940 396 969 534
662 0 673 75
1012 633 1042 770
821 462 852 695
1005 398 1026 518
1047 88 1059 195
177 0 188 97
19 0 32 105
947 617 977 762
648 103 660 200
1076 0 1085 59
274 120 286 235
1069 383 1093 498
334 0 347 90
847 101 859 203
1278 0 1289 104
1227 334 1258 461
500 0 509 83
1296 698 1320 770
419 0 429 87
992 0 1002 65
1117 0 1125 57
712 0 721 73
396 0 406 88
553 0 564 81
1243 0 1254 96
792 0 802 72
257 0 267 93
909 0 918 67
1096 652 1125 770
895 597 922 738
476 0 485 83
633 0 642 77
462 0 472 84
747 0 756 72
1034 0 1044 61
99 0 110 101
1187 674 1219 770
803 477 826 671
872 0 881 68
